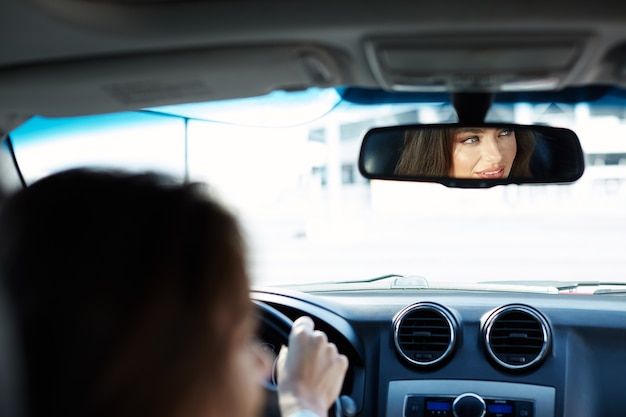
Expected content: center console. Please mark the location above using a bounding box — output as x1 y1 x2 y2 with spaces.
386 380 555 417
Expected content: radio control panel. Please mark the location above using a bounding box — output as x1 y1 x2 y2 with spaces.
405 393 533 417
387 380 555 417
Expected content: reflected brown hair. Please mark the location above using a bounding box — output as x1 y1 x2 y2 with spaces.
394 127 535 178
0 168 250 417
510 129 535 177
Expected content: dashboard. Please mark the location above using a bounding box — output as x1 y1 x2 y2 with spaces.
252 287 626 417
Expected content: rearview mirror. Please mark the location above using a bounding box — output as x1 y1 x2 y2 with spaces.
358 123 585 187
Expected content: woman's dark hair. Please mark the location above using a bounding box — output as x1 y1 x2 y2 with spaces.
394 128 456 177
394 127 535 178
510 129 535 178
0 168 249 417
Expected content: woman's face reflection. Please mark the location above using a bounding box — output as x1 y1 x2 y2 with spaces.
449 127 517 179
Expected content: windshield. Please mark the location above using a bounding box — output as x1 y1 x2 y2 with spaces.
9 87 626 290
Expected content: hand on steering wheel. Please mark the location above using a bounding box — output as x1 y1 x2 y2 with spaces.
254 302 349 417
276 316 349 417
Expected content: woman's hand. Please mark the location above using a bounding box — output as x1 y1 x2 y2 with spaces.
276 316 349 417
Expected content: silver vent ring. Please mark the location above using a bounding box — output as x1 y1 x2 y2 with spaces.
482 304 551 371
393 302 458 367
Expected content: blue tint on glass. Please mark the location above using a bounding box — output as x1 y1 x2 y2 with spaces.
145 88 342 127
10 113 165 145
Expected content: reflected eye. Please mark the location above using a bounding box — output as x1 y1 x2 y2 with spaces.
461 136 479 144
498 129 512 137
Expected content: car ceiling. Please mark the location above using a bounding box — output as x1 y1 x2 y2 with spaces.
3 0 626 132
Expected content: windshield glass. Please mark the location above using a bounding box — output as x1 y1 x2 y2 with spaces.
9 87 626 290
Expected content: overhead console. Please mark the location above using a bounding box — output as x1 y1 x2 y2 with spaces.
365 33 591 92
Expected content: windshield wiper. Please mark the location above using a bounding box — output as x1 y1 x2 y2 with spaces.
549 281 626 295
330 274 430 289
592 289 626 295
339 274 406 283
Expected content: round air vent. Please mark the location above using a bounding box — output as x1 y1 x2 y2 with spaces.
393 302 457 367
483 304 551 371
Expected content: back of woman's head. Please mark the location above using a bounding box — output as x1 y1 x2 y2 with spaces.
0 168 249 417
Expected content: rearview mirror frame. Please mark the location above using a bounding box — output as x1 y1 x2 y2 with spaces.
358 123 585 188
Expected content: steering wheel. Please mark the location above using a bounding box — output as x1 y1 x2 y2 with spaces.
253 300 346 417
254 300 292 417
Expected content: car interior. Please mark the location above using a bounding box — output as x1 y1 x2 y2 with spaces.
2 1 626 417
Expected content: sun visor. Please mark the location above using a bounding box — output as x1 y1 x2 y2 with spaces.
365 34 589 92
0 45 343 118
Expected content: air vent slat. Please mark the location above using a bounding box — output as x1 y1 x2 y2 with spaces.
400 343 451 348
400 338 449 342
393 302 457 367
483 304 551 371
490 336 544 341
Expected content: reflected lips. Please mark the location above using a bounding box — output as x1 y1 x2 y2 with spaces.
475 166 505 179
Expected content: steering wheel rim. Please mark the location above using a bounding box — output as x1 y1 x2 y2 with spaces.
253 300 343 417
254 300 292 417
